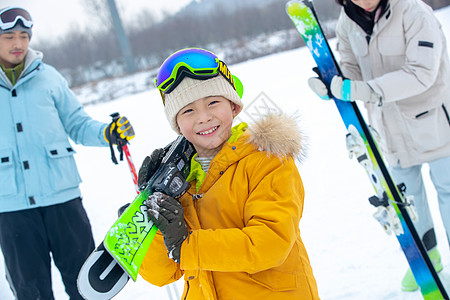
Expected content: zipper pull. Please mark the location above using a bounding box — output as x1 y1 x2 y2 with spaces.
192 193 203 200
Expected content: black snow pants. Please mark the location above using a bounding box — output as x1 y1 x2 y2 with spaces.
0 198 95 300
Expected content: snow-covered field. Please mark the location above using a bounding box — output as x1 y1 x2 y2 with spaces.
0 5 449 300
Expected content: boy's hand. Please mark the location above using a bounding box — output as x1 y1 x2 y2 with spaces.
146 192 188 263
138 148 165 190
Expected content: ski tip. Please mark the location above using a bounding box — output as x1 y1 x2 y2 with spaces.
286 0 304 16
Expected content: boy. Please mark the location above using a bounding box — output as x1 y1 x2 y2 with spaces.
138 48 320 299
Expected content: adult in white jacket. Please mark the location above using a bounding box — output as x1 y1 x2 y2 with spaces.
0 7 135 299
308 0 450 292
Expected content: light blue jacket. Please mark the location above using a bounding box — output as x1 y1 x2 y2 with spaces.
0 49 108 213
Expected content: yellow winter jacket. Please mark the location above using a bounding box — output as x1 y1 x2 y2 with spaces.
139 114 320 299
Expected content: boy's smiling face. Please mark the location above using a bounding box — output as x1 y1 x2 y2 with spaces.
177 96 239 157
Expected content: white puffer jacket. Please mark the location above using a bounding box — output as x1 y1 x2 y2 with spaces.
336 0 450 168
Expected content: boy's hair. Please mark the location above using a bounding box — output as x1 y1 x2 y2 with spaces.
164 75 243 134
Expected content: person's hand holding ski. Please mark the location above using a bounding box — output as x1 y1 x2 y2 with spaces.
308 67 381 104
145 192 188 264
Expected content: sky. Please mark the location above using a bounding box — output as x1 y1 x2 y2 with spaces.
1 0 192 43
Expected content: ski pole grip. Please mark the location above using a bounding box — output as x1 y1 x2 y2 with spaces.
110 112 120 121
108 112 123 165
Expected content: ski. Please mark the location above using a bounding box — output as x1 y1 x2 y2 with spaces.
286 1 448 299
77 136 195 299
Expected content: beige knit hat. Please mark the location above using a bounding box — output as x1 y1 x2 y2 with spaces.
164 75 244 133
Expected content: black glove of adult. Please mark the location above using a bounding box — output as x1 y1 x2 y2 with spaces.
104 115 135 145
146 192 188 264
104 113 135 164
137 148 166 191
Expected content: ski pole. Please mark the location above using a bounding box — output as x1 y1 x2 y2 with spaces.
108 112 139 193
122 144 139 194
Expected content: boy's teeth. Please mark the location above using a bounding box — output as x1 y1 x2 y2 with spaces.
199 126 218 135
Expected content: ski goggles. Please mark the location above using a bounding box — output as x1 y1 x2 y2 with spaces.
0 7 33 30
155 48 243 102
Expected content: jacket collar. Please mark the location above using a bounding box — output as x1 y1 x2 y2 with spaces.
0 60 24 85
344 0 390 40
0 48 43 88
21 48 43 78
190 113 305 193
186 122 248 191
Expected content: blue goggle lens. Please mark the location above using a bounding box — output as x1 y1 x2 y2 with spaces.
155 48 219 93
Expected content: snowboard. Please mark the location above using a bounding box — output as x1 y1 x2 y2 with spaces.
286 1 448 299
78 136 195 299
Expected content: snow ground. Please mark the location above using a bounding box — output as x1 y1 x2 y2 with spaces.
0 5 449 300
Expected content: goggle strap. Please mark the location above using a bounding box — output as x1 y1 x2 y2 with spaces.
217 61 237 91
159 89 166 106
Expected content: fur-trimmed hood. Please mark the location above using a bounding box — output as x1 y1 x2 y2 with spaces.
245 113 306 161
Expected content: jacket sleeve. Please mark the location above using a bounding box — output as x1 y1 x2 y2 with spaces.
180 155 304 274
366 6 444 102
139 231 184 286
51 69 108 146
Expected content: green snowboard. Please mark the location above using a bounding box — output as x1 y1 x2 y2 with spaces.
103 136 195 281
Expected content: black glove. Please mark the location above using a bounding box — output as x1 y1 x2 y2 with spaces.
104 113 135 164
137 148 166 191
104 115 135 145
146 192 188 263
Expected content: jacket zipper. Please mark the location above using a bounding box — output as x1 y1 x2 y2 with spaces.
192 193 203 201
192 193 203 224
192 193 203 211
12 69 16 85
183 281 190 300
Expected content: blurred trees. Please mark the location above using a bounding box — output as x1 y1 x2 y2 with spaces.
32 0 448 86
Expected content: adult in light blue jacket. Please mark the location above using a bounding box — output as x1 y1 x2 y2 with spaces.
0 48 108 212
0 7 135 300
